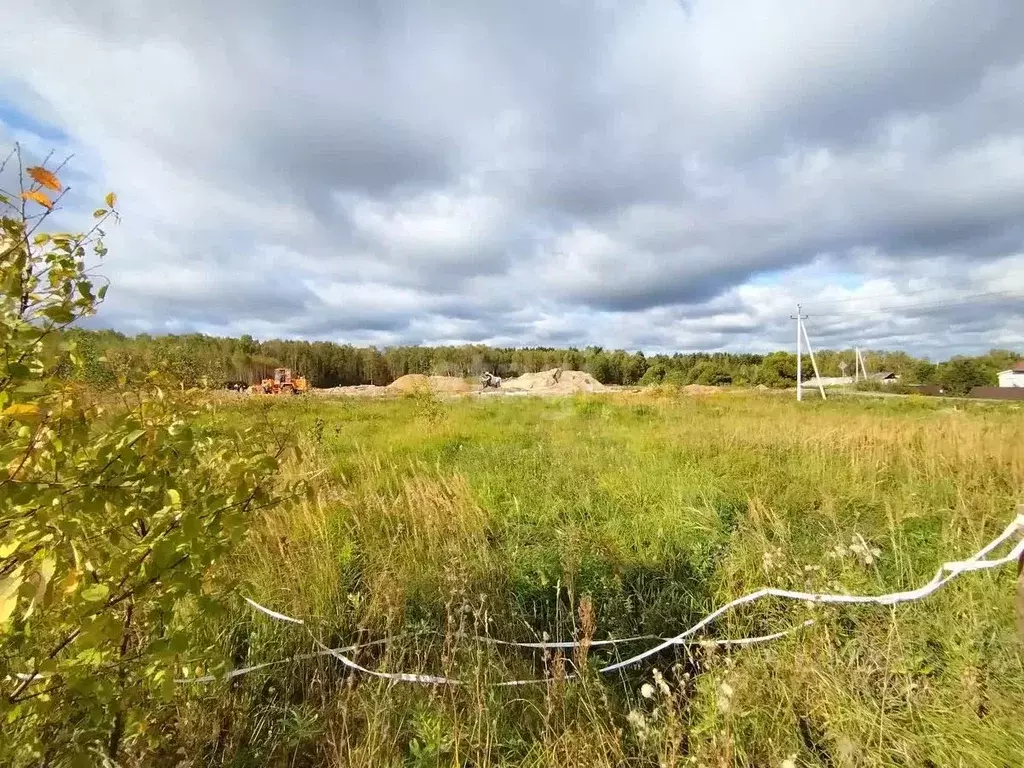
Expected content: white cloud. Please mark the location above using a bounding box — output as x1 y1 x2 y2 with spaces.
1 0 1022 356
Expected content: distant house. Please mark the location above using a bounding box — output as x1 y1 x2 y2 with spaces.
997 361 1024 387
869 371 899 383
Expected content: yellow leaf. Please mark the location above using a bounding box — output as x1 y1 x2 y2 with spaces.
105 192 117 208
24 557 56 620
27 166 62 192
38 557 56 588
0 566 24 626
21 190 53 209
2 403 41 422
61 570 82 596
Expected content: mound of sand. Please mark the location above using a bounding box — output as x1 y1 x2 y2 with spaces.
387 374 430 393
387 374 473 394
501 368 606 394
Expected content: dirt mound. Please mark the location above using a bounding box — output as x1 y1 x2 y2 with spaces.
387 374 430 393
387 374 472 394
501 368 605 394
427 376 473 394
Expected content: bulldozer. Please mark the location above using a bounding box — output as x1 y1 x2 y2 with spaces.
249 367 309 395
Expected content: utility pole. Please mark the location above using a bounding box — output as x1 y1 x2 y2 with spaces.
791 304 826 401
792 304 807 401
854 347 868 381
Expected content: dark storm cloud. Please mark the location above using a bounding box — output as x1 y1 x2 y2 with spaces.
1 0 1023 355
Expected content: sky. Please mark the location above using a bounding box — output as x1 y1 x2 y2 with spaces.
1 0 1023 358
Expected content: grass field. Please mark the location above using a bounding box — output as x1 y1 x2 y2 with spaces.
174 390 1024 767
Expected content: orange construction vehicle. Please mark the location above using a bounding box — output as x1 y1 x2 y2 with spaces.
249 367 309 395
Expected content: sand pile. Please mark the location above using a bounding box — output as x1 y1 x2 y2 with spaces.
387 374 473 394
501 368 605 394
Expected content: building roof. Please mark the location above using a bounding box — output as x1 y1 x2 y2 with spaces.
1013 361 1024 373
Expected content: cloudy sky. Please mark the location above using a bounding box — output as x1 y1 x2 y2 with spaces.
2 0 1023 357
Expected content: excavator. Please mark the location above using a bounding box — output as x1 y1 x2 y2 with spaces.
249 367 309 395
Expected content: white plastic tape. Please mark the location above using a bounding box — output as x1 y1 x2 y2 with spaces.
174 637 394 683
177 621 816 686
311 635 463 685
601 514 1024 673
233 512 1024 686
244 597 304 624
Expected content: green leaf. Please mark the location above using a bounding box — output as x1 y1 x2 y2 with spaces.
41 306 75 324
166 489 181 508
97 284 108 300
93 209 107 219
33 233 51 245
0 540 18 558
81 584 110 603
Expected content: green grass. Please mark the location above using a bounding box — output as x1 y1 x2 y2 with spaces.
177 390 1024 767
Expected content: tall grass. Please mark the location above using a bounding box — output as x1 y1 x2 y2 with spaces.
175 391 1024 766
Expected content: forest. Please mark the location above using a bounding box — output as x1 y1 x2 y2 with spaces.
61 327 1019 395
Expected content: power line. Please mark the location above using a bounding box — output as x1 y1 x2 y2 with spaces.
808 289 1022 319
810 284 972 306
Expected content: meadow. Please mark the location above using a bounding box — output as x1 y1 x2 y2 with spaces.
159 389 1024 767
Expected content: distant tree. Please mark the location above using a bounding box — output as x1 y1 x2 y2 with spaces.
982 348 1020 374
908 360 938 385
756 352 798 388
663 368 689 386
623 351 647 384
690 360 732 386
639 363 668 386
587 352 616 384
938 357 993 396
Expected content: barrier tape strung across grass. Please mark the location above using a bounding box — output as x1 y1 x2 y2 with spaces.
177 610 814 685
172 637 395 683
602 511 1024 673
194 511 1024 686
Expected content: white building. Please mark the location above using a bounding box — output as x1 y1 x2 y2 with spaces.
997 361 1024 387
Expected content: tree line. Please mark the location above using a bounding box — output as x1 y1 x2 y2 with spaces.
57 328 1019 394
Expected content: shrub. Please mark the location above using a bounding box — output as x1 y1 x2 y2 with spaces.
0 148 289 765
